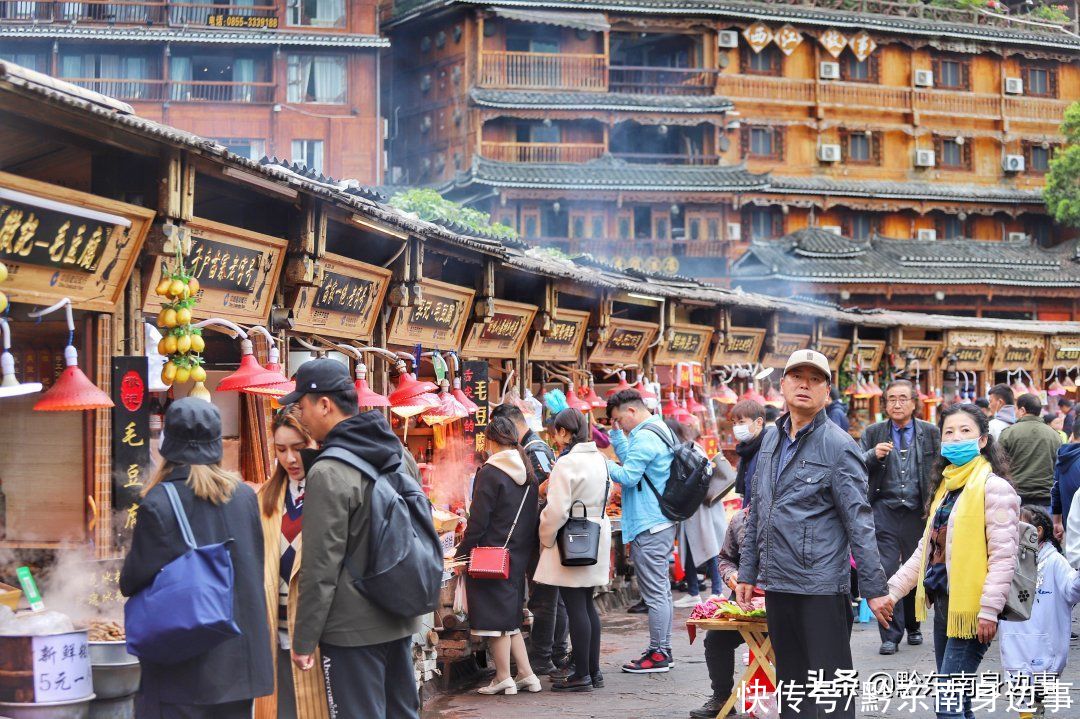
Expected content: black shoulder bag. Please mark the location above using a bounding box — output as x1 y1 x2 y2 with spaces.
557 458 609 567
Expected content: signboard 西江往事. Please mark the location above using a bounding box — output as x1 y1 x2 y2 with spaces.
655 324 712 365
289 253 390 340
762 333 811 369
461 299 537 359
530 308 590 363
143 218 286 324
387 278 475 350
1045 335 1080 368
588 318 658 365
817 337 851 372
994 333 1042 371
0 171 153 312
711 327 766 366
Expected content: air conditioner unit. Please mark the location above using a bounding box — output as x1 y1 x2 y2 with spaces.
727 222 742 240
819 61 840 80
1005 77 1023 95
1003 154 1025 173
818 144 842 163
718 30 739 48
915 149 936 167
1007 232 1028 242
822 225 842 235
917 229 937 241
914 69 934 87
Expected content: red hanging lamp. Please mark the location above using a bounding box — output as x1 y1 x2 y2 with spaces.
675 399 694 424
661 392 680 417
567 383 593 414
238 327 293 397
740 385 767 406
605 372 633 397
388 357 439 406
633 378 658 401
686 390 707 415
716 382 738 405
353 361 390 408
579 381 606 409
28 298 114 411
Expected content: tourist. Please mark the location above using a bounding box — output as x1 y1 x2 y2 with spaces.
1052 424 1080 541
287 359 424 718
255 408 327 719
975 397 992 418
736 350 890 719
885 403 1019 719
606 388 678 673
1044 412 1068 443
456 416 542 695
731 400 766 507
534 408 612 692
1058 398 1076 437
1000 393 1062 514
827 386 850 431
859 379 941 655
120 398 273 719
987 384 1017 440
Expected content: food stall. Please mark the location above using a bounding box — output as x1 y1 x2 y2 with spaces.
943 330 996 405
1044 335 1080 400
710 327 767 455
993 333 1044 400
897 338 944 421
843 339 887 438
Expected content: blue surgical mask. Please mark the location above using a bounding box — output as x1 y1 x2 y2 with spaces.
941 439 981 466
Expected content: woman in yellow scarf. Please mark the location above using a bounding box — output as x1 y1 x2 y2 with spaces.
884 404 1019 719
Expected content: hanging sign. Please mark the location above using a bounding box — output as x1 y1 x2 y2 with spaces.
655 323 712 365
111 357 151 545
1045 335 1080 368
899 340 943 372
0 171 153 312
761 333 810 369
530 308 591 363
776 24 803 56
461 360 489 455
588 318 658 365
743 22 774 54
143 218 286 324
387 278 475 349
945 331 995 371
847 340 888 372
289 253 390 340
819 28 848 59
817 337 851 372
849 30 877 62
994 333 1042 371
711 327 766 366
461 299 537 359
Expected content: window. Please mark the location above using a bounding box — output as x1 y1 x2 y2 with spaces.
934 137 971 170
291 139 324 173
745 208 783 240
741 45 781 76
216 138 267 161
840 51 878 83
286 54 346 103
633 206 652 239
59 51 156 99
288 0 345 27
1021 62 1058 99
516 122 560 144
841 129 881 165
742 127 784 160
936 215 966 240
1026 218 1055 248
540 204 568 238
0 51 46 73
617 216 631 240
844 214 876 240
932 56 970 90
506 29 560 54
590 216 605 240
1024 142 1055 173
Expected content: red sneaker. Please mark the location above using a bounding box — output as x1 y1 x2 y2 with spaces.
621 648 672 674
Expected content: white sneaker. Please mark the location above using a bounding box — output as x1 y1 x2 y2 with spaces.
673 594 702 608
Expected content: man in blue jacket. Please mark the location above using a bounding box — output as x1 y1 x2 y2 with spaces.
606 389 676 674
1052 424 1080 541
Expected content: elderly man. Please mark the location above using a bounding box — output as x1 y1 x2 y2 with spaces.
737 350 890 719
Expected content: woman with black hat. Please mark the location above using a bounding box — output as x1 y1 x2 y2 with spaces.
120 397 273 718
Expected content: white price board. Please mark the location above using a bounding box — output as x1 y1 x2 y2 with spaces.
31 631 93 702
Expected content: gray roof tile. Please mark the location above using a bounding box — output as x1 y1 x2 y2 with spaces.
767 176 1043 204
470 88 733 113
0 25 388 47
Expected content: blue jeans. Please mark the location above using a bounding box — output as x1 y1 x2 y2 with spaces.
683 544 722 597
932 594 990 719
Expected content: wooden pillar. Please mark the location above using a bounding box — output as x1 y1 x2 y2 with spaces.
93 313 114 558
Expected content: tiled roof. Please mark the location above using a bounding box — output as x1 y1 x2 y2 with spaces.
260 158 386 202
0 25 388 47
767 176 1043 204
470 88 733 113
458 155 768 191
732 232 1080 287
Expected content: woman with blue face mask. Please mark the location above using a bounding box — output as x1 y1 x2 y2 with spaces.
881 403 1020 719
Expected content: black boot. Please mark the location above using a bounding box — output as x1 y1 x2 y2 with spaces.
552 674 593 692
689 695 727 718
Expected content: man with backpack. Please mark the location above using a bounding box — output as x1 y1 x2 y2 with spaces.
287 359 427 719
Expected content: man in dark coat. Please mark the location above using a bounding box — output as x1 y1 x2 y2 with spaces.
827 387 850 431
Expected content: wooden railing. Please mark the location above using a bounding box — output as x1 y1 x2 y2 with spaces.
716 74 816 105
915 89 1000 119
0 0 277 25
608 66 717 96
819 82 910 112
478 51 607 91
1004 95 1072 122
65 78 274 103
63 78 166 100
481 141 605 164
609 152 724 165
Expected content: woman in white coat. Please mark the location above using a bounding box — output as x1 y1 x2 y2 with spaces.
535 408 612 693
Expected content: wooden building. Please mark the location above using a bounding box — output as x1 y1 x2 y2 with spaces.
0 0 388 181
382 0 1079 288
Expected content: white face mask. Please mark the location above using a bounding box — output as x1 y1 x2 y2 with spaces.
733 424 755 443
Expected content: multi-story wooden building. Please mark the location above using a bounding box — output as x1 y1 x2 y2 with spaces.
0 0 387 181
383 0 1079 291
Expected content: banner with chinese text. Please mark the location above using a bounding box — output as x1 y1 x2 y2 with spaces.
111 357 150 547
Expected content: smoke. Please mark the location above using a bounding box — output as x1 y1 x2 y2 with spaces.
426 422 477 511
37 546 125 624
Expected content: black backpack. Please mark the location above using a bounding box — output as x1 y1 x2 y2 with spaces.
318 447 444 619
638 423 714 522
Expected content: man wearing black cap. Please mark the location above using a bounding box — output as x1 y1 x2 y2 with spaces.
285 359 422 719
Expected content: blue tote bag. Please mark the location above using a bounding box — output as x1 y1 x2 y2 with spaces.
125 482 241 664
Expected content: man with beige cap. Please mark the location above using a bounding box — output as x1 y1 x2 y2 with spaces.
736 350 891 718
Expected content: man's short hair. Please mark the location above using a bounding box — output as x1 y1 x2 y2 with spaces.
1017 393 1043 417
311 389 358 417
975 397 990 410
606 389 647 418
1072 423 1080 441
829 387 841 401
730 400 766 422
490 403 525 425
764 406 781 423
1059 398 1074 410
885 379 917 400
989 384 1015 406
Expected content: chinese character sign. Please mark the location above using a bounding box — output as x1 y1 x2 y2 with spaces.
743 22 774 54
32 631 93 702
111 357 150 544
463 300 538 359
462 361 490 455
819 29 848 58
849 31 877 62
776 25 803 56
530 308 591 362
388 278 475 349
290 253 390 339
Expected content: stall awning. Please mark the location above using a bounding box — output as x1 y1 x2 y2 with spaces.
491 7 610 33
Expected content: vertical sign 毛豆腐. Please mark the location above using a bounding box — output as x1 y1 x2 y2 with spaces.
461 360 489 456
111 357 150 545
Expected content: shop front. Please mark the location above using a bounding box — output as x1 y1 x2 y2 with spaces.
943 331 996 405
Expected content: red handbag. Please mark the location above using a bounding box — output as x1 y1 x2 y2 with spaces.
467 485 531 580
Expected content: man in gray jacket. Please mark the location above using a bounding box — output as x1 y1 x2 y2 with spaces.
286 359 422 719
736 350 891 719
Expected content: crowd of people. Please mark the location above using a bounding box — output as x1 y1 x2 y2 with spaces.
114 351 1080 719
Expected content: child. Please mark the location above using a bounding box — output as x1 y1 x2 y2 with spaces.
998 506 1080 718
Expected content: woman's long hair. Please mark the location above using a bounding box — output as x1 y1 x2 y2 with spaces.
552 407 589 449
260 409 315 517
485 415 536 486
142 462 240 505
926 402 1010 513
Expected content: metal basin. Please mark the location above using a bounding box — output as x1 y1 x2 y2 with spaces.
88 642 133 665
89 695 134 719
90 661 140 700
0 695 95 719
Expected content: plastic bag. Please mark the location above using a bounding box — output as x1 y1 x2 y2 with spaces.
453 577 468 614
748 691 779 719
0 609 76 636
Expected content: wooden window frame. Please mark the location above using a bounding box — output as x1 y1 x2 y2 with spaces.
744 207 784 240
742 126 785 161
934 136 972 171
1023 141 1055 174
932 55 971 91
842 213 879 240
840 129 882 165
840 51 880 84
935 214 968 241
1020 62 1058 99
740 44 782 77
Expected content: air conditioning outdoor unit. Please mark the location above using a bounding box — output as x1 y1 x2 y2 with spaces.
917 229 937 241
819 61 840 80
915 149 936 167
1007 232 1028 242
821 225 842 235
1005 77 1024 95
727 222 742 240
1003 154 1025 173
914 69 934 87
818 144 842 162
718 30 739 48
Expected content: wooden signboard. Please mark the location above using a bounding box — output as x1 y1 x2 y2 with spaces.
461 299 537 359
847 340 888 372
529 308 590 363
994 333 1043 371
655 323 713 366
289 253 390 340
900 340 943 371
945 331 996 371
1045 335 1080 368
387 278 475 350
588 318 658 366
0 171 154 313
711 327 766 366
143 218 286 325
762 333 810 369
817 337 851 372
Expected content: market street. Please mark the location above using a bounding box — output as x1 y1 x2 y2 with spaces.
423 603 1080 718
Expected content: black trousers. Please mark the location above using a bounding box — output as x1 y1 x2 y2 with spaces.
873 503 924 644
528 581 569 664
765 592 855 719
562 586 601 679
136 699 253 718
704 629 745 698
320 637 419 719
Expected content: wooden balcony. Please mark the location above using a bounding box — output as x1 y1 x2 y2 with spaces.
64 78 166 101
66 78 274 103
481 141 605 164
478 51 607 91
609 152 724 165
1004 95 1072 123
564 237 735 261
0 0 277 26
608 66 717 96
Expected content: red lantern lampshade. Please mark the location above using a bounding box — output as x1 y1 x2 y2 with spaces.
579 383 606 409
389 365 439 406
568 384 593 413
391 392 440 418
740 386 767 406
867 379 883 398
354 363 389 408
764 385 784 409
241 346 294 398
661 392 680 417
34 345 114 411
605 374 633 397
686 390 707 415
716 383 738 405
215 340 285 393
675 400 694 424
451 377 479 414
633 379 658 401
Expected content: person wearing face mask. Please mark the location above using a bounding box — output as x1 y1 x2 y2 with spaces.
884 403 1020 719
730 400 766 507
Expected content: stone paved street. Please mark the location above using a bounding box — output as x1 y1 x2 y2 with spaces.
423 601 1080 719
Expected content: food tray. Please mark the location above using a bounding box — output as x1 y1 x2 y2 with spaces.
0 582 21 610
